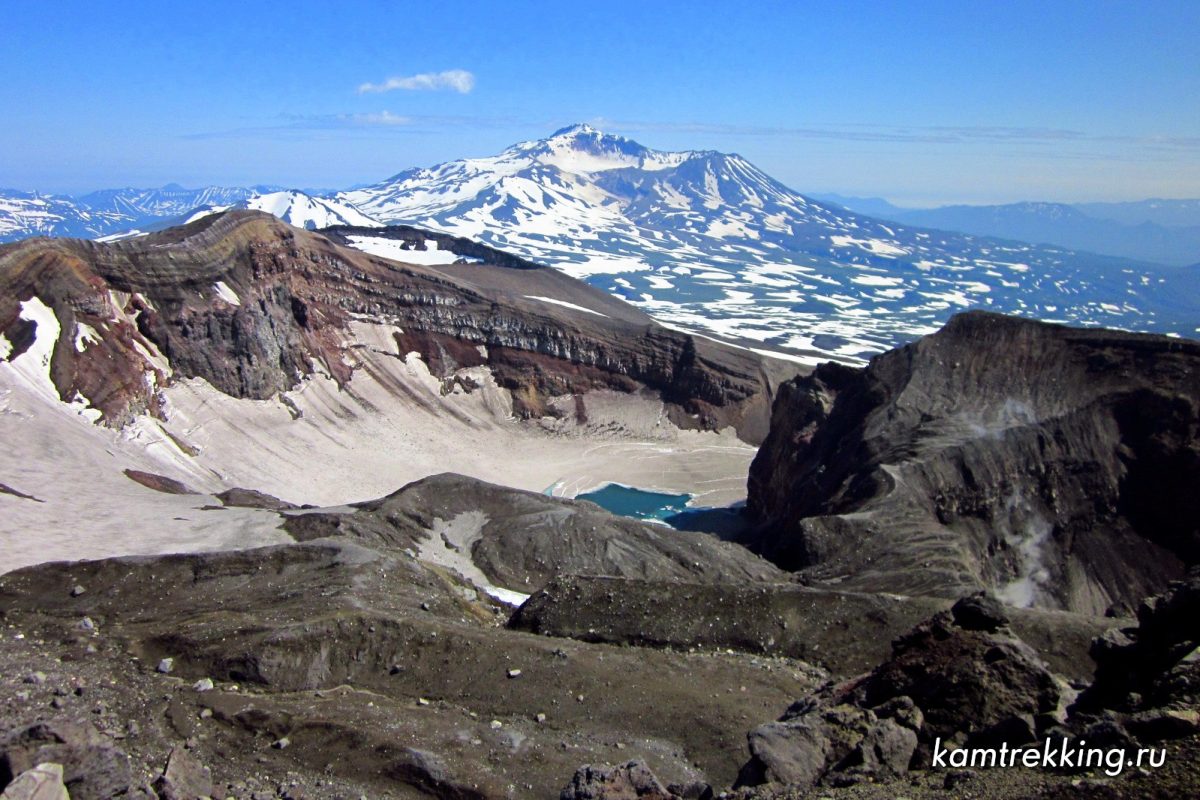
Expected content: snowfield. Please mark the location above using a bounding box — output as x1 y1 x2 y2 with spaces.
334 125 1197 364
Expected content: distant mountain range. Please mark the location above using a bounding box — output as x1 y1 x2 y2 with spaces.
2 126 1198 362
0 184 283 241
816 194 1200 267
336 124 1199 360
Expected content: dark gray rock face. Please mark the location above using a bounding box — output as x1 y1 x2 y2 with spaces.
736 605 1063 789
746 311 1200 614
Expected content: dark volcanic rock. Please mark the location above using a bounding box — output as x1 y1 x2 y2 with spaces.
560 761 675 799
951 591 1010 632
122 470 199 495
0 211 796 440
1075 567 1200 716
215 487 298 511
0 721 133 800
851 611 1062 745
746 311 1200 613
736 606 1064 789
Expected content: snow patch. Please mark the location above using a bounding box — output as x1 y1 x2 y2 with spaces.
523 295 608 317
416 511 531 606
213 281 241 306
74 322 101 352
830 235 909 258
345 235 478 265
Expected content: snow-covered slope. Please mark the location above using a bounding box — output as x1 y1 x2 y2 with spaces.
241 190 381 230
0 184 274 243
0 191 129 240
341 124 1200 363
172 191 381 232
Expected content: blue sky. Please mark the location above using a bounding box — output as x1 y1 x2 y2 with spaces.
2 1 1197 204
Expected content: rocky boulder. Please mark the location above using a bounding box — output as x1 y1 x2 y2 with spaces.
0 722 132 800
0 763 69 800
560 761 676 799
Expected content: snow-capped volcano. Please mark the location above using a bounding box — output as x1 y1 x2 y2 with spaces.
340 125 1200 363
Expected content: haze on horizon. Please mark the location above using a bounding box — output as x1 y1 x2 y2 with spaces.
2 1 1197 206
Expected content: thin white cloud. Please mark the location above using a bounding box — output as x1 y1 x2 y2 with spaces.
350 111 411 126
357 69 475 95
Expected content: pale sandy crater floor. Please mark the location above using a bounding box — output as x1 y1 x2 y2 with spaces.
0 322 756 574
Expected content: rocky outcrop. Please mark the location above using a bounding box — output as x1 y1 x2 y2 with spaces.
0 212 795 440
559 761 675 800
746 311 1200 614
0 763 69 800
1075 567 1200 721
735 596 1065 789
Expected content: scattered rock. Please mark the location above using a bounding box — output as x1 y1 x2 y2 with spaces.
122 470 199 496
507 669 522 679
70 586 85 598
191 678 214 692
156 658 174 675
0 762 69 800
153 747 212 800
666 781 712 800
215 487 298 511
271 738 290 750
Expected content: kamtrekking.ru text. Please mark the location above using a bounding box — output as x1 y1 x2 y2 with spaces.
931 737 1166 777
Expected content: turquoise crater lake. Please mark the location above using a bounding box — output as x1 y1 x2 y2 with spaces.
574 483 691 523
568 483 749 539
